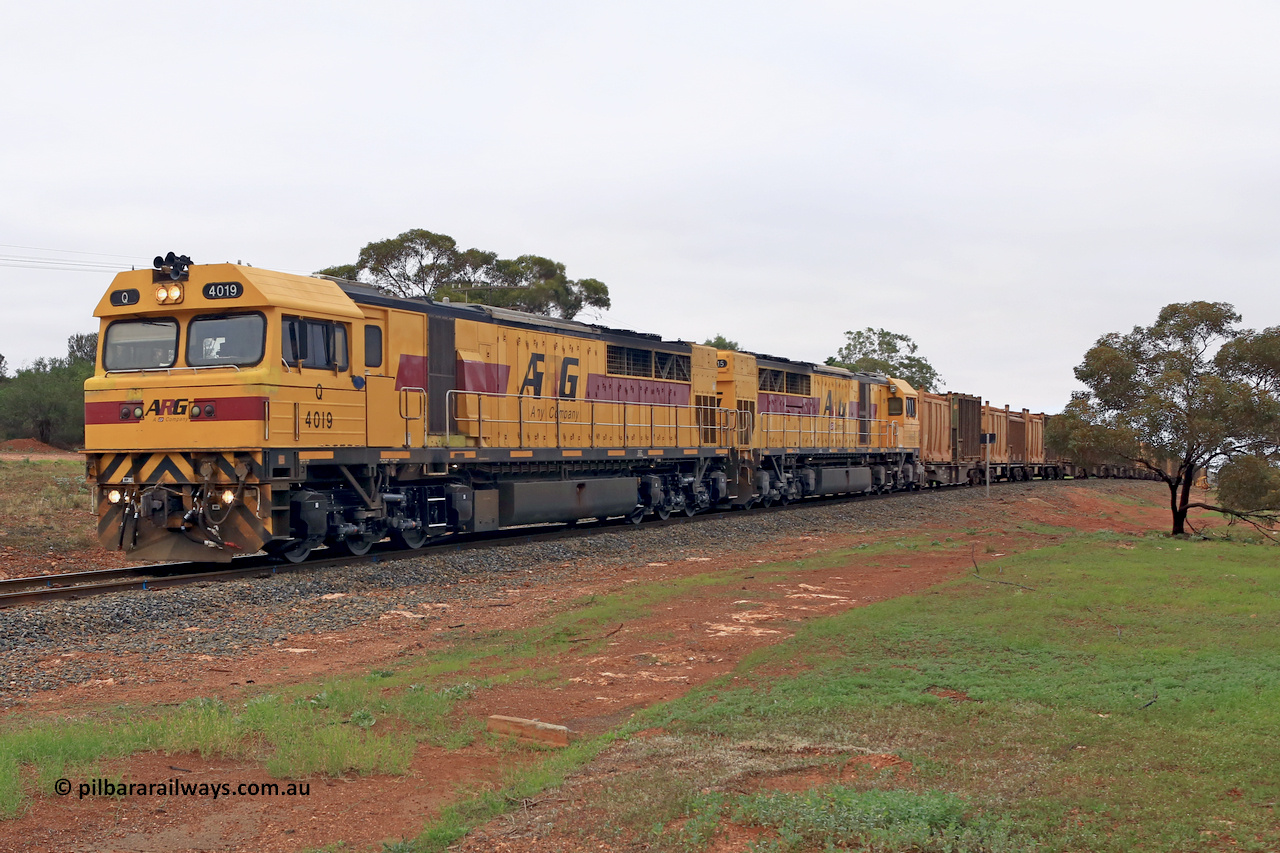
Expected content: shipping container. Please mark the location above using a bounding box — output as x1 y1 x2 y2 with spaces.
982 404 1010 465
1009 409 1027 463
1026 412 1046 464
920 391 952 463
952 394 983 462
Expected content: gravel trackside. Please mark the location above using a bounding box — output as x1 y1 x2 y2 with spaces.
0 481 1129 703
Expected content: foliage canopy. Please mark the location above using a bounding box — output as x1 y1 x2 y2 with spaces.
703 334 739 351
0 334 97 447
318 229 610 320
826 328 943 391
1047 301 1280 536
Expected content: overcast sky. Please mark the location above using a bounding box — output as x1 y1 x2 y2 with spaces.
3 1 1279 412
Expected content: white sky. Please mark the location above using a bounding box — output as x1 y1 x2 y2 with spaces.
3 1 1279 412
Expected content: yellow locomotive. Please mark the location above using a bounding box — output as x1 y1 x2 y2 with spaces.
85 255 925 563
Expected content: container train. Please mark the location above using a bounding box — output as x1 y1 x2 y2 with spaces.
83 255 1127 564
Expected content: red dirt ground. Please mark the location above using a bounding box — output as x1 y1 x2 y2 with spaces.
0 482 1212 852
0 439 71 455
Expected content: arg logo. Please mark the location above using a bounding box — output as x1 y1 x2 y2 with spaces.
145 398 190 416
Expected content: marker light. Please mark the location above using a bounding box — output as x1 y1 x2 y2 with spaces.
190 406 201 418
220 489 236 505
204 404 215 417
154 285 169 303
133 406 144 418
107 489 122 504
167 284 183 303
120 406 131 419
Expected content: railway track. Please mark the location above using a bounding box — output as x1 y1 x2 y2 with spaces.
0 478 1040 609
0 513 651 608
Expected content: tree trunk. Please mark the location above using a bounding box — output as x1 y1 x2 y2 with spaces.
1169 479 1187 535
1174 470 1197 536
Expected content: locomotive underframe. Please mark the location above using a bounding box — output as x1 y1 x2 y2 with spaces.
88 445 928 563
87 443 1163 564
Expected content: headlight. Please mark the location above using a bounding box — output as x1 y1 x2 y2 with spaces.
167 284 183 303
107 489 122 504
220 489 236 505
154 285 169 303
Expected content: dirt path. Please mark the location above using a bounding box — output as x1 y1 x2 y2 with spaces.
0 482 1201 853
0 452 81 462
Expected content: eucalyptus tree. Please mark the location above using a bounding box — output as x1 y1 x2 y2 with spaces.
1048 301 1280 536
826 328 943 392
318 229 610 319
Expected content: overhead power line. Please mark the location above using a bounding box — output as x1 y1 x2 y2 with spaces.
0 255 138 273
0 243 146 261
0 244 322 278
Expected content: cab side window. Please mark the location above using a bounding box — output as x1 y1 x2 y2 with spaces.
334 324 349 370
365 325 383 368
887 397 904 416
283 317 349 370
906 397 917 418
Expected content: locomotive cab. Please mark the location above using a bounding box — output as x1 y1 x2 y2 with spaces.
885 378 921 450
85 263 365 562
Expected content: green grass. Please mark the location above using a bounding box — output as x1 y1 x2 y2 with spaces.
627 531 1280 851
11 514 1276 850
0 458 96 552
0 669 485 818
1015 520 1078 535
732 786 1021 852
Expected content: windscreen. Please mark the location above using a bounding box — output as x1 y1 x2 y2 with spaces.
187 314 266 367
103 320 178 370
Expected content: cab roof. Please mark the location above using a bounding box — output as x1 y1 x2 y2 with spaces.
94 264 364 320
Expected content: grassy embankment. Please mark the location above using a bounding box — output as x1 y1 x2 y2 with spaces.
0 458 96 554
0 537 929 822
417 530 1280 852
1 480 1276 851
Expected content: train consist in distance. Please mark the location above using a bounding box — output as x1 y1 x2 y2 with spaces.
84 256 1105 564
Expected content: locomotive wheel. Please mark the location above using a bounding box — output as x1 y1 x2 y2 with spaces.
683 503 698 517
337 535 374 556
268 539 312 564
655 505 671 521
760 495 774 508
392 528 429 549
627 508 645 525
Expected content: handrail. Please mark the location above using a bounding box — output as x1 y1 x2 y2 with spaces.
104 363 243 376
755 411 898 449
445 390 739 450
399 386 426 449
442 390 908 453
